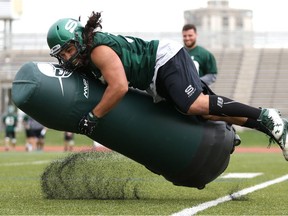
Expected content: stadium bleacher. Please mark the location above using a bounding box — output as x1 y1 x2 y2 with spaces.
211 48 288 118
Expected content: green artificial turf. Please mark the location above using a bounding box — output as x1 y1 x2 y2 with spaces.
0 147 287 215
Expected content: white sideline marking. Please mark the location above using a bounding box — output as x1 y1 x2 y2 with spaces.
171 174 288 216
1 160 50 166
221 172 263 179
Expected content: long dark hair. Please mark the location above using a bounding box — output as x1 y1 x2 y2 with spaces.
83 11 102 51
76 11 102 70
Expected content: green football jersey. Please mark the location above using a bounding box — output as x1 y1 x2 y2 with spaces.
2 113 17 133
186 46 217 77
88 32 159 90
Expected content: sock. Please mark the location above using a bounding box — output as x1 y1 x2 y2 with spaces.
209 95 261 119
242 118 271 135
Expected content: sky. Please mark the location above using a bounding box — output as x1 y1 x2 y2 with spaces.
2 0 288 33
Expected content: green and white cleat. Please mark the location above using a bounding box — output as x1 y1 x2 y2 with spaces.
258 108 288 161
280 119 288 161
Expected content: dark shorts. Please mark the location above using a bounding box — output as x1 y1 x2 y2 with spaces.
156 48 205 113
5 131 15 139
26 129 43 138
64 132 74 141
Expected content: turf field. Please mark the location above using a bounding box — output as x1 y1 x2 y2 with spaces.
0 129 287 215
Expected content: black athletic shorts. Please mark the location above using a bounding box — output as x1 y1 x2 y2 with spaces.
64 132 74 141
25 129 43 138
5 131 15 139
156 48 204 113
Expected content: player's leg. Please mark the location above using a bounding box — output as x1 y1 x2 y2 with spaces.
4 132 10 151
36 129 45 151
11 131 16 149
190 93 288 160
157 48 287 160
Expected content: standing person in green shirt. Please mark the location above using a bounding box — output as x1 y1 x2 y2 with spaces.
182 24 217 86
2 105 18 151
46 11 288 160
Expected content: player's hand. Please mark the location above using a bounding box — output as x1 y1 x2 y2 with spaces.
78 112 100 135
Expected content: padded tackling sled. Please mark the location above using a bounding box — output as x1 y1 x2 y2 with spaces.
12 62 238 189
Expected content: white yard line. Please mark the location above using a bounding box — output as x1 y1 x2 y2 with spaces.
1 160 51 166
171 174 288 216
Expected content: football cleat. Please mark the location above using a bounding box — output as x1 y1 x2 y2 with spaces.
258 108 283 141
280 119 288 161
258 108 288 161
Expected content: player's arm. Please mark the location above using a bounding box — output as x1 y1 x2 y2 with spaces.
90 45 129 118
78 45 128 135
201 52 217 85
